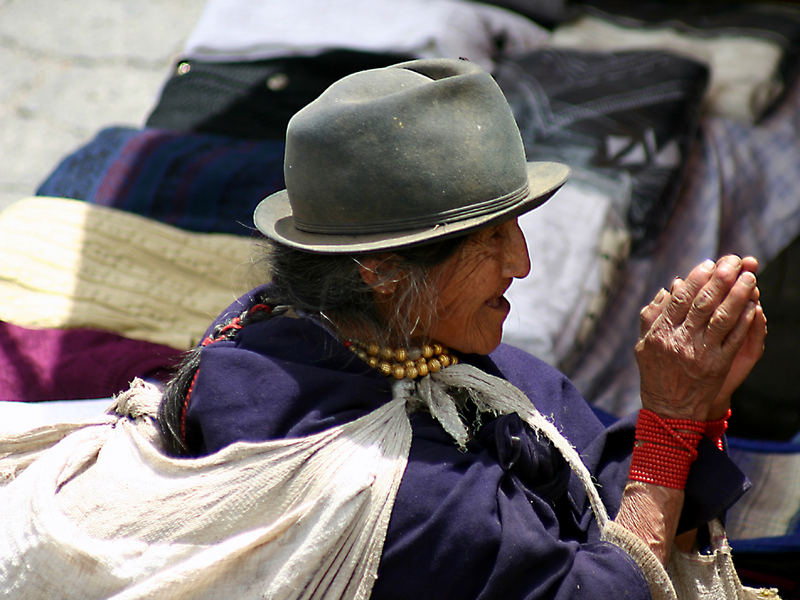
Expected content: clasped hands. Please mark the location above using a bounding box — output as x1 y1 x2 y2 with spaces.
636 255 767 422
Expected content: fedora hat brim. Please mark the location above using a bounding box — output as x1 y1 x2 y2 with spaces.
254 161 569 254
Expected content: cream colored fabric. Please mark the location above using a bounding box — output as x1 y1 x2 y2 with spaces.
669 521 780 599
505 168 631 368
0 364 593 599
0 379 411 600
0 365 779 599
0 197 257 349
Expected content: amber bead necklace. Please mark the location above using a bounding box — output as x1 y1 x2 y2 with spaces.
345 339 458 380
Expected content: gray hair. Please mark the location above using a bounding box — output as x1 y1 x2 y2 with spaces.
159 233 467 456
261 235 466 347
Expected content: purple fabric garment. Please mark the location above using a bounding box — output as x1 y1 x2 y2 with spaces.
0 321 182 401
184 288 750 599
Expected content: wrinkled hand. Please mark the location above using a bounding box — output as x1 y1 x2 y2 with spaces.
635 255 765 420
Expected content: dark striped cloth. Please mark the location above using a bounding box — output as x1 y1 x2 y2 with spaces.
494 48 710 254
37 127 286 236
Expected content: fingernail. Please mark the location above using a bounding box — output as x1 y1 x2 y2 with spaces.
741 271 756 286
700 259 715 272
723 255 741 268
654 288 667 303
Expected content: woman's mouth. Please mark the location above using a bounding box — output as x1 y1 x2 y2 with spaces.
486 296 510 311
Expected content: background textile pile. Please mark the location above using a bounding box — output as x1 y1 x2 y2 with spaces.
1 0 799 596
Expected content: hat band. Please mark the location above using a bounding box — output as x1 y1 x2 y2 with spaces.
293 182 531 235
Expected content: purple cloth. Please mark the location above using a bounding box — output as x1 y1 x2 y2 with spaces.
0 321 182 401
185 287 749 599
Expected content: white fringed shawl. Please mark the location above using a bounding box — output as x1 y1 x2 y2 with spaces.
0 365 772 599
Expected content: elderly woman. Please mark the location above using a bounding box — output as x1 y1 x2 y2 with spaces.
159 58 765 599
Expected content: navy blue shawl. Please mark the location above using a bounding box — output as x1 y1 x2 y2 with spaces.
185 289 748 599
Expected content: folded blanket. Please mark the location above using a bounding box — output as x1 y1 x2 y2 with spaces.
582 0 800 111
36 127 285 235
568 74 800 419
550 7 795 122
0 197 257 349
180 0 550 71
725 436 800 594
145 52 413 140
0 322 182 401
504 167 631 368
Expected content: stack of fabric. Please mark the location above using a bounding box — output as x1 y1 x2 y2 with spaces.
3 1 799 592
0 197 255 401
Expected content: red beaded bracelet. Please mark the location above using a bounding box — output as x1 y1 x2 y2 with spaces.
705 409 731 451
629 409 705 490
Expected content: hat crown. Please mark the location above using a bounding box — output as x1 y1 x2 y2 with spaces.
283 58 530 235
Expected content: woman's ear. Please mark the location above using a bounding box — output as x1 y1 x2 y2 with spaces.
356 255 400 294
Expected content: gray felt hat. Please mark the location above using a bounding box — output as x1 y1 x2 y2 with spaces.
254 58 569 253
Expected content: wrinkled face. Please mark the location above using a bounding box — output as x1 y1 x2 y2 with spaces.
425 217 531 355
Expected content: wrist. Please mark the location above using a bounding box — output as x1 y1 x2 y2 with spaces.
706 400 731 422
629 409 705 489
639 392 711 422
704 408 731 451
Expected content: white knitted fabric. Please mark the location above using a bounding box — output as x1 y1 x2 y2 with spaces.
0 197 256 350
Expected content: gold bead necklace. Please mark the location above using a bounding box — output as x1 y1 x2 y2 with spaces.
345 339 458 380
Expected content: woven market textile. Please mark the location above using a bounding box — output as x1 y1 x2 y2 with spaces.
568 72 800 418
504 167 631 369
0 380 410 600
0 321 182 401
549 11 788 123
726 438 800 550
0 197 256 350
495 48 708 253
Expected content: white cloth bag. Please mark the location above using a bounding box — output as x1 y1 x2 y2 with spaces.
0 379 411 599
0 367 782 599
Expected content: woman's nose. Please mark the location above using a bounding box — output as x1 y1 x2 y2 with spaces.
503 219 531 279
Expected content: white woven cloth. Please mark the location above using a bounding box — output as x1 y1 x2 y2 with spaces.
0 366 778 599
0 379 410 599
182 0 550 71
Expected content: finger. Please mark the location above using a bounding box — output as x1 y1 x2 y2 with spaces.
719 300 758 360
740 302 767 357
683 255 743 332
705 270 758 347
639 288 669 336
670 276 684 294
741 256 759 274
749 303 767 352
742 257 760 303
661 259 715 326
